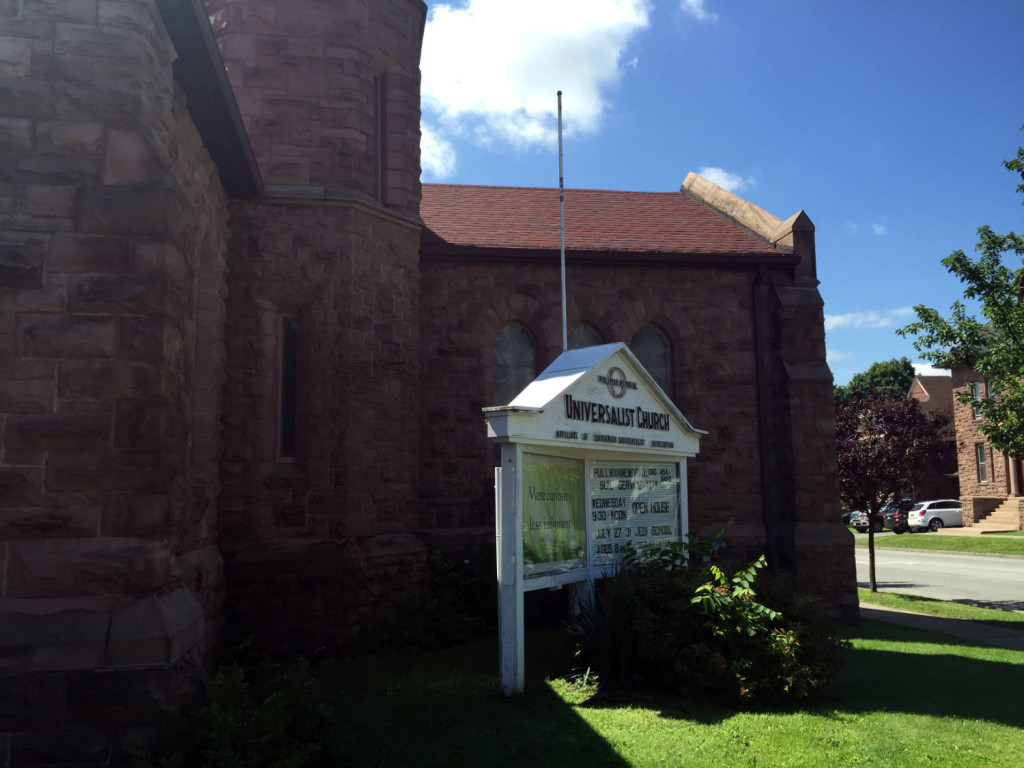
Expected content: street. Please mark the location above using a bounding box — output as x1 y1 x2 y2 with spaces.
853 535 1024 611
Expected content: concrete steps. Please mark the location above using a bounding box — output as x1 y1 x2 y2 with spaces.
972 498 1023 532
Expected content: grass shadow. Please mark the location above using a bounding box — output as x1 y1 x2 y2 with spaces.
835 621 1024 728
319 630 629 768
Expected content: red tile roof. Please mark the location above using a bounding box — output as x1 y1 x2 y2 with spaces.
420 184 782 256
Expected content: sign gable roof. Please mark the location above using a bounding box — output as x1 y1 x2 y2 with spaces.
485 343 706 456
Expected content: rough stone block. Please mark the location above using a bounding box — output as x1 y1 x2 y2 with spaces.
68 273 167 314
6 538 168 598
21 184 75 218
76 185 180 238
0 35 33 77
57 360 161 399
133 240 191 288
0 379 55 415
0 599 110 672
53 78 140 123
0 467 43 509
106 587 204 667
35 120 104 156
0 507 100 540
29 51 94 82
103 126 162 185
11 153 102 183
48 233 130 274
45 449 161 493
11 727 111 765
114 400 161 448
17 313 118 358
0 674 65 730
118 315 163 362
97 0 164 38
54 22 147 59
0 116 32 149
0 77 53 119
0 242 43 288
4 412 111 450
66 664 201 730
100 493 169 537
21 0 97 24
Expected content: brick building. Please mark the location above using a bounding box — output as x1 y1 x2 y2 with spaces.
906 374 959 501
0 0 854 759
948 369 1024 530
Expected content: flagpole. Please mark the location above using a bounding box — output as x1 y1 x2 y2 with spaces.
558 91 567 353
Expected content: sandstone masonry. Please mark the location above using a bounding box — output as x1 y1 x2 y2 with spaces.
0 0 858 761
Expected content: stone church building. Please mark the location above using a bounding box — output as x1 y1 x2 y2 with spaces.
0 0 854 757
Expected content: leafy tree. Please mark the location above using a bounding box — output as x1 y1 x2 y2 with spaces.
835 389 949 591
899 146 1024 460
834 357 916 404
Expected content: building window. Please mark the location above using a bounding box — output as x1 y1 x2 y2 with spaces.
373 73 388 203
970 381 983 419
975 443 988 483
568 324 602 350
494 323 535 405
278 315 300 459
629 325 670 394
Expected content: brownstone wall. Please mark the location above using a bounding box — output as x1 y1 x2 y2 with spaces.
218 199 426 649
205 0 430 649
0 0 229 758
207 0 426 216
950 368 1009 510
418 255 855 618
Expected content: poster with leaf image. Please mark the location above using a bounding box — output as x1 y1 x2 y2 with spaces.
522 454 585 577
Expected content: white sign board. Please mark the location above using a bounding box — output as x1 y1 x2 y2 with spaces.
485 343 705 695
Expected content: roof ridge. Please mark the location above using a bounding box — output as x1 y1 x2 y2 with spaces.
422 183 687 196
681 172 784 242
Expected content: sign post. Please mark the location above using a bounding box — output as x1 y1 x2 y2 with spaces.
485 343 706 695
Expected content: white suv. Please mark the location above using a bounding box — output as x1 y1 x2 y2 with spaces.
906 499 963 532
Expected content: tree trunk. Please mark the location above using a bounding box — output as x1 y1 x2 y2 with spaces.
868 520 877 592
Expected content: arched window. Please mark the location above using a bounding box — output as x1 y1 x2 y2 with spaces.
629 325 670 394
494 323 535 405
567 324 602 350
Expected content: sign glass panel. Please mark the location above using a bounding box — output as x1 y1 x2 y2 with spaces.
589 461 680 566
522 453 586 577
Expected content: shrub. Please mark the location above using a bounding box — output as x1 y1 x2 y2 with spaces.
570 534 850 702
362 550 497 653
127 655 339 768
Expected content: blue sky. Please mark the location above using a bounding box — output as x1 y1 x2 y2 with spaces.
418 0 1023 385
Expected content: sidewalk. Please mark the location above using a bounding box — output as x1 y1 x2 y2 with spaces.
860 602 1024 651
932 526 1021 537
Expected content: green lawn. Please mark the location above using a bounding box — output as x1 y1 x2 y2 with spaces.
319 623 1024 768
858 588 1024 631
855 533 1024 556
983 529 1024 536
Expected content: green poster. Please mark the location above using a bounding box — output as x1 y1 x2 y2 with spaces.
522 455 585 574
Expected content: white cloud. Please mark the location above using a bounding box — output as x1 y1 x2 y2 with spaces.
421 124 457 180
698 166 755 193
420 0 650 164
826 349 852 363
824 307 914 333
913 363 950 377
680 0 718 22
872 222 887 235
